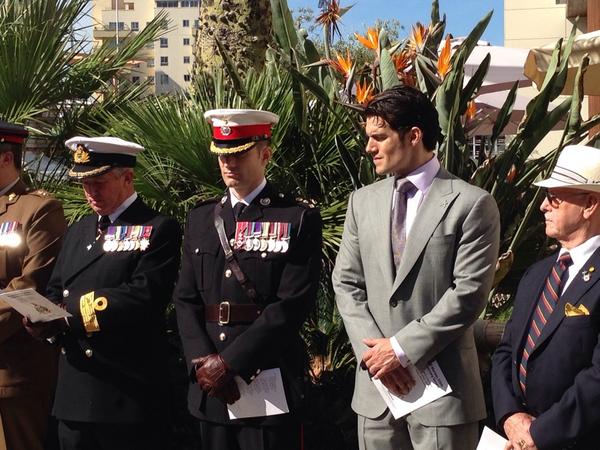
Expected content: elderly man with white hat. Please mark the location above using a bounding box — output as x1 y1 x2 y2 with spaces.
174 109 322 450
24 136 181 450
492 145 600 450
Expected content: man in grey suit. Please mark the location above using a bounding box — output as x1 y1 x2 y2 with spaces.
332 86 500 449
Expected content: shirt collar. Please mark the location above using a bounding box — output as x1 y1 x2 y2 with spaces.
102 192 138 223
230 178 267 207
559 234 600 267
0 178 20 197
403 155 440 193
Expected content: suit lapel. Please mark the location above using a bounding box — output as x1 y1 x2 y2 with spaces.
534 247 600 352
371 177 395 289
391 169 458 294
63 214 103 283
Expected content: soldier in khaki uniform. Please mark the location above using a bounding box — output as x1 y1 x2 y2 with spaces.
0 121 67 450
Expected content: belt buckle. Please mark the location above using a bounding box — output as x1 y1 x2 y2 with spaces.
218 301 231 325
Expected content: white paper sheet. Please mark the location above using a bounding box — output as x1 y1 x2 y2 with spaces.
476 426 508 450
227 368 290 420
0 288 71 322
372 360 452 419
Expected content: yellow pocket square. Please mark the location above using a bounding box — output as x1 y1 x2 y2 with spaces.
565 303 590 317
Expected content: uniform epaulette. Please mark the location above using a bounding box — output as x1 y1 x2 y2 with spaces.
194 197 220 208
29 189 53 198
295 197 317 209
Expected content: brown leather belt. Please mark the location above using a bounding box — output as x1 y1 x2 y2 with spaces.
204 302 262 325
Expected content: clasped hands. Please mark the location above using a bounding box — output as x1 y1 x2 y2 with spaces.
192 353 240 405
361 337 415 396
503 412 538 450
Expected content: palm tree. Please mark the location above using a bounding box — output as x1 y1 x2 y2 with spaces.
193 0 273 76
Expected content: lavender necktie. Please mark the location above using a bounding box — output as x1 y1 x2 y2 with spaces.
392 179 415 270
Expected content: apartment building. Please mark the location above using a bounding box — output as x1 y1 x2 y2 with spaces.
92 0 200 94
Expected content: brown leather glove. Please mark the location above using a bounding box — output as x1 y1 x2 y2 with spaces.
22 316 68 340
193 354 235 396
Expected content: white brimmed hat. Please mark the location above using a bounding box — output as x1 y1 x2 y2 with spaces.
65 136 144 179
534 145 600 193
204 108 279 155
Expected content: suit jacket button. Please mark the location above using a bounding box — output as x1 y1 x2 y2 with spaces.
225 269 232 278
85 349 93 358
219 332 227 341
63 289 69 298
390 299 398 307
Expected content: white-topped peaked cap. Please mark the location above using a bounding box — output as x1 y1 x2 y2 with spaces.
65 136 144 179
204 108 279 155
534 145 600 193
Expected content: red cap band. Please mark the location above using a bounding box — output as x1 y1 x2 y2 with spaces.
213 124 272 140
0 135 26 144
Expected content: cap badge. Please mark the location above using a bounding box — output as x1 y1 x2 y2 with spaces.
74 145 90 163
260 198 271 206
221 126 231 136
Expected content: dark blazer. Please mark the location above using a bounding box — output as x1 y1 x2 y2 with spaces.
174 183 322 425
492 247 600 450
46 197 181 423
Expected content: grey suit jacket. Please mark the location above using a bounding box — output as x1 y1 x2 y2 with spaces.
332 167 500 426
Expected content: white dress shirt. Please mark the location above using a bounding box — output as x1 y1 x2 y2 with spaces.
101 192 138 223
560 234 600 292
229 178 267 207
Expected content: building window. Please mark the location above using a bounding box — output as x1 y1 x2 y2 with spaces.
183 38 190 46
160 56 168 66
132 76 140 84
183 56 190 64
124 2 134 10
190 1 199 6
156 1 178 7
147 59 155 67
184 74 191 82
160 38 168 48
161 74 169 85
131 21 139 31
182 19 189 27
108 22 125 30
194 19 199 28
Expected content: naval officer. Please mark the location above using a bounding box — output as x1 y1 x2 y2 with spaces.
24 136 181 450
174 109 322 450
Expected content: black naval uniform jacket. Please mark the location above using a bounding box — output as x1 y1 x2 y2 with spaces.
174 183 322 425
46 197 181 423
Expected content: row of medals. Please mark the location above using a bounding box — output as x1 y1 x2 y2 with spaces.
103 225 152 252
0 222 22 248
233 221 291 253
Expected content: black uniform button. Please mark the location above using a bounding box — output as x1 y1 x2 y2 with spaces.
219 332 227 341
85 349 93 358
61 347 66 355
390 299 398 307
63 289 69 298
225 269 232 278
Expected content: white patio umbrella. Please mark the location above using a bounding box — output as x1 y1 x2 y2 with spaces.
524 30 600 95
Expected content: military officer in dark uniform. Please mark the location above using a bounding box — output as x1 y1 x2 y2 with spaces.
0 121 66 450
174 109 322 450
24 136 181 450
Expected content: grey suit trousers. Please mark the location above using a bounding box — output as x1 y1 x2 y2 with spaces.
358 411 478 450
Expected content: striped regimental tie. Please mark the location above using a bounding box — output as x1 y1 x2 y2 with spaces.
519 252 572 394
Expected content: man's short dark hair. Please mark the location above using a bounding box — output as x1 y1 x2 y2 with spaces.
0 143 22 169
364 85 441 151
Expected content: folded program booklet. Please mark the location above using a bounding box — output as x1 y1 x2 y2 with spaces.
372 360 452 419
0 288 71 323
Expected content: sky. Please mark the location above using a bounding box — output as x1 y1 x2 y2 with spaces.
288 0 504 45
